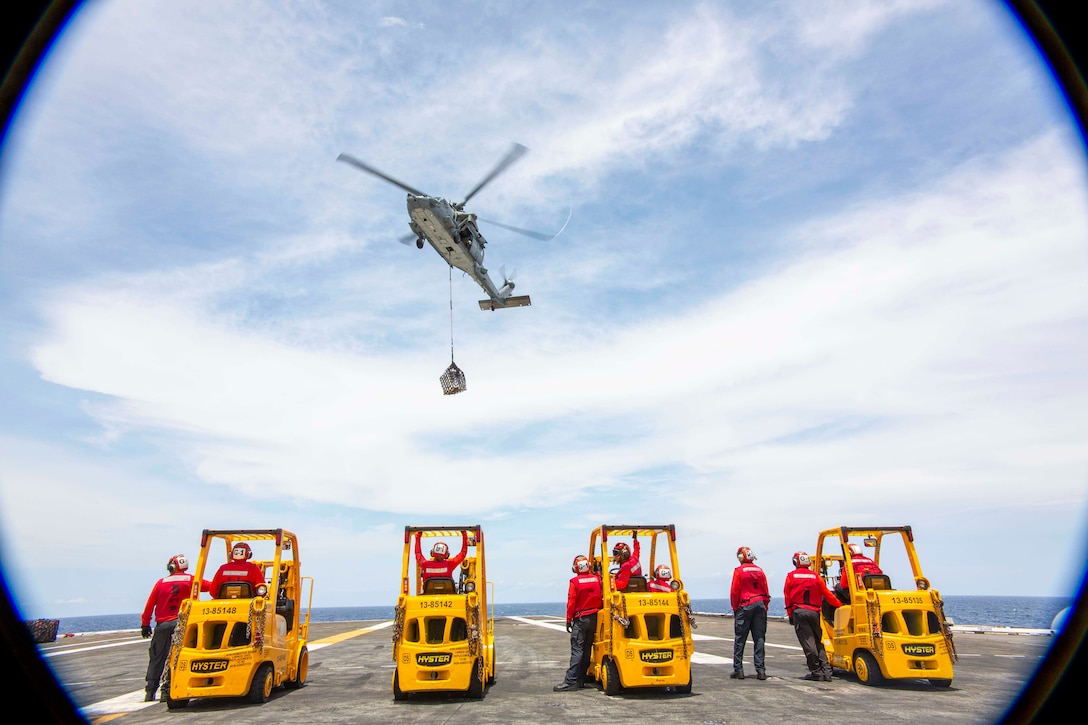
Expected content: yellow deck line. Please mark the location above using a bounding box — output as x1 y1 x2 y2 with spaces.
309 620 394 647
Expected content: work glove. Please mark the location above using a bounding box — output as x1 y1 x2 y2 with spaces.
141 625 152 638
566 621 573 633
788 613 794 625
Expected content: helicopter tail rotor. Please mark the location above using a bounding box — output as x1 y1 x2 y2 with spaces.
498 266 517 298
478 265 529 310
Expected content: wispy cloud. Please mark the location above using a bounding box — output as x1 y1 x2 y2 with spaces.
28 134 1087 524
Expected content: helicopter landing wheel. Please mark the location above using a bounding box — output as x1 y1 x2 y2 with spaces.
416 238 425 249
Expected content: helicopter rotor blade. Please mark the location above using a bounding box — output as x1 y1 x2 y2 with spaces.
477 218 553 240
337 153 427 197
479 204 572 241
459 143 528 207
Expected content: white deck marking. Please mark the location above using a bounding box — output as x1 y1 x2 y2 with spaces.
507 615 568 632
691 652 733 664
695 632 802 652
43 638 148 658
80 690 156 717
79 620 396 717
506 616 802 658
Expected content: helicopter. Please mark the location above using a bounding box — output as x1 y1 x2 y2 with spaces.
337 143 565 311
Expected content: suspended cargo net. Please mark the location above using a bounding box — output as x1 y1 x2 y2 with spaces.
440 361 467 395
439 262 467 395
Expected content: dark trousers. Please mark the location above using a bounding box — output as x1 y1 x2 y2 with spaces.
733 601 767 673
564 613 597 686
793 608 831 677
145 620 177 694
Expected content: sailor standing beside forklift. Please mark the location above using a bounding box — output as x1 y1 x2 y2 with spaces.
784 551 841 681
554 555 603 692
730 546 771 680
140 554 208 702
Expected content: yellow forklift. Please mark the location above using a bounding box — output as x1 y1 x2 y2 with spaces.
392 525 495 700
587 524 696 695
814 525 956 687
165 528 313 709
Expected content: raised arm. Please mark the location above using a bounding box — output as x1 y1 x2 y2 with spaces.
414 532 425 567
450 531 470 566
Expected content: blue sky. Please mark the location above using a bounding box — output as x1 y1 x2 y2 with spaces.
1 0 1086 618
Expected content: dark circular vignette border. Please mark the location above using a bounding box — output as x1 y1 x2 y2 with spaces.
1 4 89 720
0 2 1085 723
996 0 1088 719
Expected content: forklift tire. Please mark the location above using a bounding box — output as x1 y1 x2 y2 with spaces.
930 678 953 688
603 658 622 696
165 696 188 710
677 671 693 694
247 663 274 703
285 646 308 689
853 651 884 686
468 659 485 699
393 670 407 701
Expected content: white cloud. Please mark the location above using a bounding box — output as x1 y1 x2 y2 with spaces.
26 133 1088 529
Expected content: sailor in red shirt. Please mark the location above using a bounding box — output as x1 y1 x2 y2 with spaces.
649 564 674 593
210 542 266 598
730 546 771 680
847 543 883 587
414 531 469 586
611 535 643 591
141 554 209 701
554 555 603 691
784 551 842 681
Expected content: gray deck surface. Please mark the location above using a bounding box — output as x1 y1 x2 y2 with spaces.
44 615 1048 724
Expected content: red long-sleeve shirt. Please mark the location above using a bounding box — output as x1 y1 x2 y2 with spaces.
784 567 842 616
849 555 883 589
141 574 209 626
210 560 265 598
730 563 771 611
566 573 603 623
415 532 469 582
613 540 643 590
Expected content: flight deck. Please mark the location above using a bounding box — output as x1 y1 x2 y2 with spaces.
46 615 1048 724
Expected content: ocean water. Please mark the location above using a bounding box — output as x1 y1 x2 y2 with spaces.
49 595 1073 635
685 596 1074 631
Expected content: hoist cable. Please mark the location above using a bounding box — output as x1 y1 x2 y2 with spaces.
448 261 455 364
